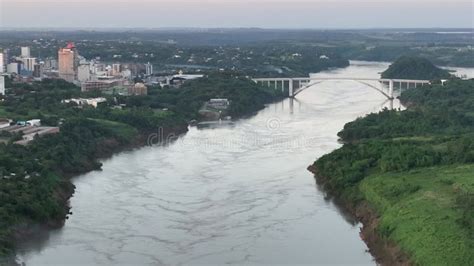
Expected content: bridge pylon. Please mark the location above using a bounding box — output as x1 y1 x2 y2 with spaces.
388 80 394 99
289 79 294 98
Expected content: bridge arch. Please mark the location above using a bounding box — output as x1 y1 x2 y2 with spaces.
252 77 431 99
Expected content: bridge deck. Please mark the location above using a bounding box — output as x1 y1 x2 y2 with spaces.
252 77 431 83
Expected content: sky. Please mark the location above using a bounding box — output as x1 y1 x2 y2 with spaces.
0 0 473 29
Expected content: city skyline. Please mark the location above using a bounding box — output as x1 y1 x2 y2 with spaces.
1 0 473 29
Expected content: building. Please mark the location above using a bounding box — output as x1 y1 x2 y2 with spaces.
26 119 41 126
208 98 230 109
2 49 9 67
168 72 204 87
0 118 11 129
0 52 4 73
128 82 148 96
4 125 61 145
78 64 91 82
58 42 79 82
33 63 44 78
62 97 107 108
112 63 121 76
145 62 153 76
21 47 31 58
121 69 132 80
0 76 5 95
80 79 124 92
6 62 19 74
22 57 36 72
44 58 58 70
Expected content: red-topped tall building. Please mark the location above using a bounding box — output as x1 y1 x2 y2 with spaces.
58 42 79 82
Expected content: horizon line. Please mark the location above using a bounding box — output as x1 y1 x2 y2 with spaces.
1 26 473 31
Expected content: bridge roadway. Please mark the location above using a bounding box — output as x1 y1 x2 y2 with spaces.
252 77 431 99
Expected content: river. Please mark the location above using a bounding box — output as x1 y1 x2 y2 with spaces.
14 62 472 265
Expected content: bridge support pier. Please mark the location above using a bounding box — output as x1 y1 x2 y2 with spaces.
389 80 394 99
289 79 294 98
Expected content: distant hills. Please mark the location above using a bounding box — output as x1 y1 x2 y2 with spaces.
381 56 452 80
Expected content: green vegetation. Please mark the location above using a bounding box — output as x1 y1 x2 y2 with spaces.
0 74 283 258
121 72 286 119
381 56 452 80
312 79 474 265
360 165 474 265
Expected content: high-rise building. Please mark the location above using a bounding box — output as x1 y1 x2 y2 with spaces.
2 49 9 66
44 58 58 70
112 63 121 76
0 53 4 73
78 64 91 82
7 63 19 74
58 42 79 82
22 57 36 72
145 62 153 76
33 63 44 78
21 47 31 58
0 76 5 96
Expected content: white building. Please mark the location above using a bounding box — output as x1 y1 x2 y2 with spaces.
21 47 31 58
7 63 19 74
78 64 91 82
0 76 5 95
26 119 41 126
0 118 11 129
22 57 36 72
173 73 204 80
145 62 153 76
208 99 230 109
62 97 107 108
0 53 4 73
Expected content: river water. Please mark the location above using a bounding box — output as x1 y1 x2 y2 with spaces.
15 62 472 265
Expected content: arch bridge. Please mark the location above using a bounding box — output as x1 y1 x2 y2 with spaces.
252 77 431 99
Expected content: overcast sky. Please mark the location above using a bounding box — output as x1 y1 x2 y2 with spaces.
1 0 473 29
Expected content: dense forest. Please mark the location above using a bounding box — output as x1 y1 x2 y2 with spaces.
311 79 474 265
381 56 452 80
0 74 284 258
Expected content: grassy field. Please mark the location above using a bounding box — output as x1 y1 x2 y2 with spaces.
88 118 138 140
360 164 474 265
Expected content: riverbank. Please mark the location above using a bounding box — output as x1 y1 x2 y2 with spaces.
307 164 412 265
1 123 188 264
0 74 287 260
309 79 474 265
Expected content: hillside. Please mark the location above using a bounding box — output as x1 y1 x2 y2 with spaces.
381 56 452 80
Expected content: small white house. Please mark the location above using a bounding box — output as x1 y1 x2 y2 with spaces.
26 119 41 126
